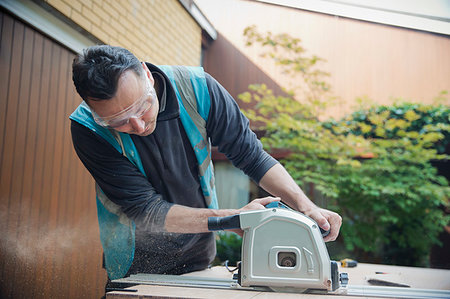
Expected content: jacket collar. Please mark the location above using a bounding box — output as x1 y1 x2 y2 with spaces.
145 62 180 122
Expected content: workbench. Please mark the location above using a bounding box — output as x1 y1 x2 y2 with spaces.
106 263 450 298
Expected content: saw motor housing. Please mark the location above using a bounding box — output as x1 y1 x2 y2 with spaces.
208 207 345 291
238 208 337 291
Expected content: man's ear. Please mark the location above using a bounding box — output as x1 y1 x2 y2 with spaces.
142 62 154 85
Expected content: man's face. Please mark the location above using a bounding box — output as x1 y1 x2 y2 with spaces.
88 65 159 136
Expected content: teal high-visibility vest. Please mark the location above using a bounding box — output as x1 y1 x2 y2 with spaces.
70 66 218 279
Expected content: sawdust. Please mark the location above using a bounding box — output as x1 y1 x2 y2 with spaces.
0 201 93 265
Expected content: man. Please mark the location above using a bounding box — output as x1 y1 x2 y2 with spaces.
70 45 341 283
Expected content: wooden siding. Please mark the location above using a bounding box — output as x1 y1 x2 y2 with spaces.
199 0 450 120
203 32 287 113
0 10 105 299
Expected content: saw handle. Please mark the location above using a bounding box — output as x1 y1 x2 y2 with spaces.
208 215 241 231
264 201 290 209
320 227 330 237
265 201 330 237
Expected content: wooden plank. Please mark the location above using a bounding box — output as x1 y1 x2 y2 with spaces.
0 11 10 159
21 29 44 299
339 263 450 290
66 89 82 299
26 32 48 299
67 125 86 299
32 36 53 299
0 10 13 280
56 50 74 298
44 46 67 297
40 41 62 298
79 171 97 295
49 47 68 224
9 24 36 299
1 17 24 299
70 165 83 299
106 265 450 298
0 10 3 41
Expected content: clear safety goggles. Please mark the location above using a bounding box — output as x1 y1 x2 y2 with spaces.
91 78 157 129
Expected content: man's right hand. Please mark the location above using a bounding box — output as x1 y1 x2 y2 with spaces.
238 196 280 212
226 197 280 236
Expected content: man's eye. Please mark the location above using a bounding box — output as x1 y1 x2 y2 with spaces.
136 100 151 116
109 119 129 128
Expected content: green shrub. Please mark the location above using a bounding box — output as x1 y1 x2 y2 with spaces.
324 101 450 154
214 232 242 266
324 102 450 265
242 88 449 266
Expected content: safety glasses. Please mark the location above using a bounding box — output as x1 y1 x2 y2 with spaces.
91 78 157 129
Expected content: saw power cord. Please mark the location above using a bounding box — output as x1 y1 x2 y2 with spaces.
223 260 239 273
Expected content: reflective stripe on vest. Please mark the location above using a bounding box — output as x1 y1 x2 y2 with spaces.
158 65 218 209
69 66 217 280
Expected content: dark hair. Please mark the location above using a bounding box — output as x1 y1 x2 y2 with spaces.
72 45 143 101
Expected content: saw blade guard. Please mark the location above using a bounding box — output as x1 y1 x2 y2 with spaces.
239 208 334 291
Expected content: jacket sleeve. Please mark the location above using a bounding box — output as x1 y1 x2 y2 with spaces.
71 120 172 232
205 73 278 183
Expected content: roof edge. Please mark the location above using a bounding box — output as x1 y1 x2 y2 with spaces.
179 0 217 40
0 0 98 53
256 0 450 36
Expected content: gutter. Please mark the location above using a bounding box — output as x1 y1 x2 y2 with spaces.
256 0 450 36
178 0 217 40
0 0 98 54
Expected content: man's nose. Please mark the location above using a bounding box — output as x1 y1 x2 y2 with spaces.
129 117 145 133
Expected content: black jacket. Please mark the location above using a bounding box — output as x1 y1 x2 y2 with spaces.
71 63 277 275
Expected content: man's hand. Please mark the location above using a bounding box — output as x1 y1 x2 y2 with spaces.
225 196 280 236
258 163 343 242
303 207 342 242
238 196 280 212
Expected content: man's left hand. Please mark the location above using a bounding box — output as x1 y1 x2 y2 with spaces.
303 207 342 242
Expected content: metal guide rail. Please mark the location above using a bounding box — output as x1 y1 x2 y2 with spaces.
113 273 450 299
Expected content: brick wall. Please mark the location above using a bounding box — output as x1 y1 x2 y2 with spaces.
45 0 202 65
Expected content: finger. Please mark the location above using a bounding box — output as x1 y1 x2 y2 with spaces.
311 210 330 232
256 196 280 206
307 209 335 241
324 227 338 242
324 213 342 242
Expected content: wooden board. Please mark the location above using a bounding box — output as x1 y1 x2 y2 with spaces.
106 264 450 298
